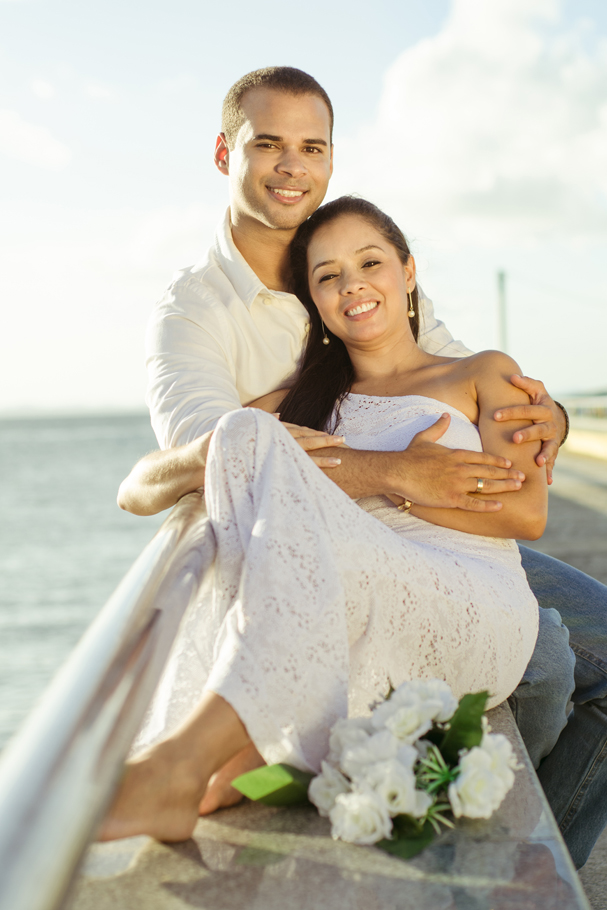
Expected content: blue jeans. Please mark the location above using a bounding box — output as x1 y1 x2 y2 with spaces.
513 546 607 869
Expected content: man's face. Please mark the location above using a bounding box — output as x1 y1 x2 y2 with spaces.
219 87 333 232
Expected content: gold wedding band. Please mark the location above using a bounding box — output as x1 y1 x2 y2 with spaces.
397 499 414 513
476 478 485 493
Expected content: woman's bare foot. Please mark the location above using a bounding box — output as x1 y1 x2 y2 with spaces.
99 741 209 843
199 743 266 815
99 693 251 842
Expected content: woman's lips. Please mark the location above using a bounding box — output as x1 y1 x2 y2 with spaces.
344 300 380 320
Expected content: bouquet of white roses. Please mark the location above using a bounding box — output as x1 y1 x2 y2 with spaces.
233 680 520 859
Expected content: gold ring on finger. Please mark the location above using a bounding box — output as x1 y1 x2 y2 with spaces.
476 478 485 493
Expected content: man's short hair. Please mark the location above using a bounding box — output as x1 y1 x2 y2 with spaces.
221 66 334 149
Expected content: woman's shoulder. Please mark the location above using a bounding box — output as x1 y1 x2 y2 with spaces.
457 350 523 382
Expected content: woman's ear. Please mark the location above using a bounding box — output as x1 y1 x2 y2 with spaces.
404 255 416 293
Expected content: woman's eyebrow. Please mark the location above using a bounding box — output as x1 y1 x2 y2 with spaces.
355 244 384 254
312 259 335 274
311 245 385 275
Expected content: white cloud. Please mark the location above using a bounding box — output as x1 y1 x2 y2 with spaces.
31 79 55 99
334 0 607 246
0 201 222 412
0 109 71 169
83 82 115 101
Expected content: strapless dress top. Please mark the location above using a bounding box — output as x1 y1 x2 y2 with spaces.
334 393 519 558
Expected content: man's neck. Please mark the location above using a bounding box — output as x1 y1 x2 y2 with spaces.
230 213 295 293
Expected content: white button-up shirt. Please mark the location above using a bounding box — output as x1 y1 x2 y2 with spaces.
146 209 473 449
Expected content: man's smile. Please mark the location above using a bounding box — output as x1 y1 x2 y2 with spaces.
267 186 307 204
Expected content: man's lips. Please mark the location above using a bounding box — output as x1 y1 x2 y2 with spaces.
343 300 380 320
267 187 308 204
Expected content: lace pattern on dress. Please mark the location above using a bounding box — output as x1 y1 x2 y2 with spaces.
133 403 538 772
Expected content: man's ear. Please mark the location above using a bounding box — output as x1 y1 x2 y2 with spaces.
329 144 334 178
214 133 229 175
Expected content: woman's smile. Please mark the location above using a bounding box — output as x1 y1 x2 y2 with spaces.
343 299 380 320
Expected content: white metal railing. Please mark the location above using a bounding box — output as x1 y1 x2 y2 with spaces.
0 492 215 910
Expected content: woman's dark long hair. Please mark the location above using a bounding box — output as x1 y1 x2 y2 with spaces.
279 196 420 431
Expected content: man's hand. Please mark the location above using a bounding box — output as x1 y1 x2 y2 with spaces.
390 414 525 512
280 420 345 467
493 375 566 484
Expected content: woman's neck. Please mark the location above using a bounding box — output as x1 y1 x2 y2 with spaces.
347 335 436 393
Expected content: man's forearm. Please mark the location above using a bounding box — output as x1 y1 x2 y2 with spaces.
117 434 211 516
319 447 404 498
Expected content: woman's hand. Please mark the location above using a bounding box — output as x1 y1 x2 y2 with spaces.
493 374 567 484
279 419 346 468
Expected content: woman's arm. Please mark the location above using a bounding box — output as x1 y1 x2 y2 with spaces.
409 352 548 539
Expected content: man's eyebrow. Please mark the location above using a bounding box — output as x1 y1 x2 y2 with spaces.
252 134 328 147
311 245 384 275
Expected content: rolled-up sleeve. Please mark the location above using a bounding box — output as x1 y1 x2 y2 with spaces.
146 285 241 449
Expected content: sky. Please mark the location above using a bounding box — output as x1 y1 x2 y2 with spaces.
1 0 606 414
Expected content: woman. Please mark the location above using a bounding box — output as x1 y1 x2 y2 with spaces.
102 198 549 843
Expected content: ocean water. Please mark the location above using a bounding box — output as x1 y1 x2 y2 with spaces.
0 414 166 751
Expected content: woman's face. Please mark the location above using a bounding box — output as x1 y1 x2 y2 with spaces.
306 214 415 348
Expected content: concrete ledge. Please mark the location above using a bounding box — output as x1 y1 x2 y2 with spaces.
67 704 590 910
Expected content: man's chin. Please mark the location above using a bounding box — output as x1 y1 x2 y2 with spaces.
255 194 321 231
262 206 315 232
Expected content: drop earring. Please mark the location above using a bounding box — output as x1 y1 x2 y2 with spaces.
408 290 415 319
321 319 330 345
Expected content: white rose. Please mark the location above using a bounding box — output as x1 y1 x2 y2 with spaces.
340 729 400 781
371 698 436 744
448 738 517 819
395 742 419 771
329 786 393 845
413 679 459 722
479 732 520 790
327 716 374 765
308 761 351 817
366 758 433 818
371 680 458 744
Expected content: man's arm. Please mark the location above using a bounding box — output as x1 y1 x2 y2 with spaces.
117 434 210 516
119 404 522 517
314 416 524 511
146 297 242 449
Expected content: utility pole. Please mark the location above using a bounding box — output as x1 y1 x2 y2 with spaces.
497 270 507 354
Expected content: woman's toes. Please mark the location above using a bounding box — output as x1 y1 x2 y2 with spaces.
199 744 265 815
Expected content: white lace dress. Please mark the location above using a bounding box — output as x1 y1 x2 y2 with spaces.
133 398 538 772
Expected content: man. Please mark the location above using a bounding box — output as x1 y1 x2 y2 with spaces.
124 67 607 868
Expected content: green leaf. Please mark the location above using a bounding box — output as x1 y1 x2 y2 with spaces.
231 763 314 806
376 816 436 859
439 691 490 766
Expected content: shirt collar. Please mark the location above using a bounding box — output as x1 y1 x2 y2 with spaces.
213 207 282 310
